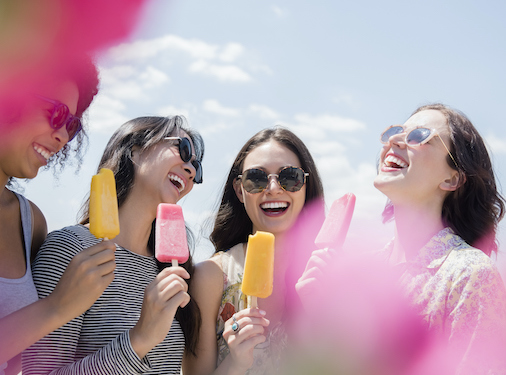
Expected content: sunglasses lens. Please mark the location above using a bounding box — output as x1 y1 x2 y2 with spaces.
192 160 203 184
179 138 192 162
406 128 431 145
66 117 82 141
50 103 69 130
381 126 404 143
242 169 268 193
279 167 305 192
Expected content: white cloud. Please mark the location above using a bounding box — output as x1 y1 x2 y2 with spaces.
107 35 219 62
203 99 241 117
333 94 360 110
271 5 288 18
139 66 170 88
88 94 129 134
293 113 366 134
156 105 191 119
189 60 252 82
105 35 257 83
248 104 280 120
219 43 245 63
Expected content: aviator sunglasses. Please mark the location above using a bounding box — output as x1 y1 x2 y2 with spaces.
380 125 458 168
164 137 203 184
237 166 309 194
38 96 82 141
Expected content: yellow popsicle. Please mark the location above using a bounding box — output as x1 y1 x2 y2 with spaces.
241 231 275 300
89 168 120 239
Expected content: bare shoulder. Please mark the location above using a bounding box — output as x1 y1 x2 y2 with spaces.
28 200 47 260
192 256 224 292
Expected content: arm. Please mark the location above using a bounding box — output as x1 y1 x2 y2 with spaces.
0 230 115 365
183 259 269 375
23 229 189 374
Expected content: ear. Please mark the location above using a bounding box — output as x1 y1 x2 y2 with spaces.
130 145 141 164
233 178 245 203
440 170 466 192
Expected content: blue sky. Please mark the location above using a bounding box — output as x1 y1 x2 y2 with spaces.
23 0 506 274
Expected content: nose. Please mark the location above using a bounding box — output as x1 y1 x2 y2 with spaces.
264 174 283 194
387 131 407 149
183 160 196 181
52 125 70 148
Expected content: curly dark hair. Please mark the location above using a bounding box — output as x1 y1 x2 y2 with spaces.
383 104 505 256
48 54 100 173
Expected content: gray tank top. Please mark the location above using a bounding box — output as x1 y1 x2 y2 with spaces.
0 192 39 320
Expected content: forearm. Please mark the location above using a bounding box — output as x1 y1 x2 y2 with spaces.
0 296 65 363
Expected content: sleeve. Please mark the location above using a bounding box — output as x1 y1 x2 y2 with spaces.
446 259 506 375
21 228 153 375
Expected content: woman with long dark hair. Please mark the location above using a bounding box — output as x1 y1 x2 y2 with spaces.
23 115 204 374
184 127 325 375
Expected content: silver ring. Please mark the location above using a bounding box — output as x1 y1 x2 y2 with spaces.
231 314 240 333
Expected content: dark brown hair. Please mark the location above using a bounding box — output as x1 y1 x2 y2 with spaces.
383 104 505 255
79 115 203 355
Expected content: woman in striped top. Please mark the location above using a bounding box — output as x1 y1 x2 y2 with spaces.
23 115 204 374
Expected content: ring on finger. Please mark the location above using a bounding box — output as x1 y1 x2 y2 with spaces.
231 314 240 333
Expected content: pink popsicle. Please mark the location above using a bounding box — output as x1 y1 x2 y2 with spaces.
315 193 356 251
155 203 189 266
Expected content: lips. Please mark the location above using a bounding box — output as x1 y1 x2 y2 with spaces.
260 201 289 215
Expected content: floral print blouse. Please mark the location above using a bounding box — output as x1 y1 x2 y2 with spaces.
214 243 286 375
383 227 506 374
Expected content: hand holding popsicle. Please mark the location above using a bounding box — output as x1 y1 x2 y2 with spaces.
296 193 356 311
241 231 275 309
129 266 190 359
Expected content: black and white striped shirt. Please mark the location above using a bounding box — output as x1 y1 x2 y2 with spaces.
22 225 185 374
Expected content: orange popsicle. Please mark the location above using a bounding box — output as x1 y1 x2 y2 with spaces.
89 168 120 239
241 231 275 307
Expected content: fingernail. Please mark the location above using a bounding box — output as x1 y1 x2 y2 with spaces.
259 309 266 316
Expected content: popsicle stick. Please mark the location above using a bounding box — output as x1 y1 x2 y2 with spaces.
172 259 178 267
250 296 258 309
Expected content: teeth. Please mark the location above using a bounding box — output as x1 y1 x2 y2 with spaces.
169 174 185 192
260 201 288 209
34 146 54 161
385 155 408 168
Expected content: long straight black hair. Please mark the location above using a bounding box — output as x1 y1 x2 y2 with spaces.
80 115 204 355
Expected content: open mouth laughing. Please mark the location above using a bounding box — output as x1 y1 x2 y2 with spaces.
384 154 408 169
169 173 186 193
34 144 55 161
260 201 289 214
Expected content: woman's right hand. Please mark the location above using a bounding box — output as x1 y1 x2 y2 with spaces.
296 248 333 312
129 266 191 359
222 308 270 372
47 240 116 321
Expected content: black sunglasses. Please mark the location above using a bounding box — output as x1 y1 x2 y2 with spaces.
37 96 82 141
237 166 309 194
164 137 203 184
